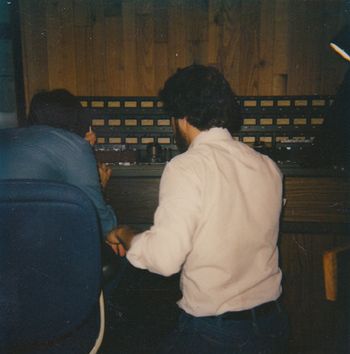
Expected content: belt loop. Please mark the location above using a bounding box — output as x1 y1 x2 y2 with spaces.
251 307 261 335
251 307 257 322
276 299 282 313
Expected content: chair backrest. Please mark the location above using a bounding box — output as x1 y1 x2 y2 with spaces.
323 245 350 301
323 244 350 354
0 179 102 352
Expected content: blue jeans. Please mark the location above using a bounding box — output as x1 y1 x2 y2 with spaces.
156 302 289 354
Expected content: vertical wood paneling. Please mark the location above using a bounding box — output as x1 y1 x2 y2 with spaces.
207 0 221 67
258 0 275 95
218 0 242 93
239 0 260 95
187 0 208 66
320 0 349 93
272 0 289 94
46 0 61 89
90 0 108 95
19 0 348 104
46 0 76 92
122 0 137 94
73 1 94 96
154 42 169 93
19 0 49 104
154 0 169 92
105 14 125 96
135 0 155 95
167 0 190 74
287 0 347 94
287 1 312 94
280 232 349 353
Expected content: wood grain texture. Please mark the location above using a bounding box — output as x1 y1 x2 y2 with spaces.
73 1 94 96
283 177 350 223
107 175 350 225
19 0 348 105
135 1 155 95
258 0 275 95
19 0 49 104
239 0 260 95
105 15 125 95
105 177 160 224
280 232 349 353
167 0 190 74
218 0 241 92
272 0 289 94
90 0 108 95
46 0 77 92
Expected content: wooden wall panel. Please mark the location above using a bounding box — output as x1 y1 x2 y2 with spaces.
239 1 260 95
153 0 169 92
287 1 315 94
280 232 349 353
91 0 108 95
320 0 349 93
286 0 347 95
187 0 208 66
46 0 77 93
258 0 275 95
19 0 348 106
74 1 94 96
218 1 242 93
207 0 220 67
272 0 289 94
20 0 49 106
122 0 137 94
135 0 155 95
105 15 124 95
167 0 191 75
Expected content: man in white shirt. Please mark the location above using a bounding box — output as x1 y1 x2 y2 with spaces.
107 64 288 353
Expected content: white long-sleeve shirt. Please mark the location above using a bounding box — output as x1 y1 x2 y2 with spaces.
127 127 283 316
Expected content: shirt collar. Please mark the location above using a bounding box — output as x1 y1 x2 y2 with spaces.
189 127 233 150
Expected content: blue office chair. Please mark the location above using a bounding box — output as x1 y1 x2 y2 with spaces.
0 180 105 354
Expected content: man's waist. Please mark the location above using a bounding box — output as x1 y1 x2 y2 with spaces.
216 299 281 321
180 298 282 322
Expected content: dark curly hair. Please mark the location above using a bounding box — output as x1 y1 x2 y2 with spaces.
159 64 241 132
27 89 89 137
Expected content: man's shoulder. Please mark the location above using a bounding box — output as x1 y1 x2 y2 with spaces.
163 150 205 181
35 125 82 140
1 125 79 139
44 127 92 158
31 125 87 148
1 125 91 156
167 149 198 168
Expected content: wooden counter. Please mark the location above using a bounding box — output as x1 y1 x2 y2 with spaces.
106 163 350 228
105 164 350 354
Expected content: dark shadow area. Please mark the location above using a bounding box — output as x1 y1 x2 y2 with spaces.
100 263 181 354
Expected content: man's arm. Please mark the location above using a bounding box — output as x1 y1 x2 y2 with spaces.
55 134 117 238
124 158 201 276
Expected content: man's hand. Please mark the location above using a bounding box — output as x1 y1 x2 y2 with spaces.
106 225 136 256
85 127 97 146
98 162 112 189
